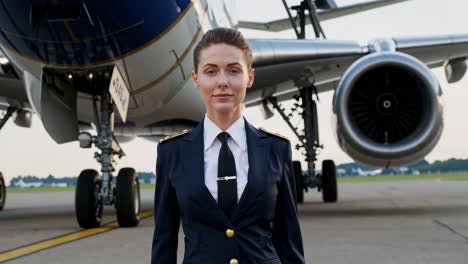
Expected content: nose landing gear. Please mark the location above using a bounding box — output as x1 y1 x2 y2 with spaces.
75 85 140 228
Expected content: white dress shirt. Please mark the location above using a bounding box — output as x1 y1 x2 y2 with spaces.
203 114 249 202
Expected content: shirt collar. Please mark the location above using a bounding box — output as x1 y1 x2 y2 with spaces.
203 114 247 152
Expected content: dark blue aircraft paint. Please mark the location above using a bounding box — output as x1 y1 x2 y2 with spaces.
0 0 191 65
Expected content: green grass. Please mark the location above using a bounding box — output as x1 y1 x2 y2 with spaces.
6 173 468 192
338 172 468 183
7 186 76 193
141 183 156 189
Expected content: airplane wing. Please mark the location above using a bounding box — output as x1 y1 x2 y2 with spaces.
238 0 409 32
245 34 468 106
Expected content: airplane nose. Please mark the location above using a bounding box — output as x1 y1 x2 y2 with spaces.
0 0 191 66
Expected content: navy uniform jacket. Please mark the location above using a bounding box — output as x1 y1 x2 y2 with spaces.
151 119 305 264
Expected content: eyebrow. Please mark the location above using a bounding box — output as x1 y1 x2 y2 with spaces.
202 63 218 68
202 62 242 68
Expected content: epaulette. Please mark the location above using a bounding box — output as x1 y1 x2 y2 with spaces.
159 129 191 143
259 127 289 141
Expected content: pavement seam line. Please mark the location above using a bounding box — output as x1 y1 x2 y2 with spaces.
433 219 468 244
0 210 154 263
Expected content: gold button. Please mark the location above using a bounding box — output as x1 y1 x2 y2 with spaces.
230 258 238 264
226 229 235 238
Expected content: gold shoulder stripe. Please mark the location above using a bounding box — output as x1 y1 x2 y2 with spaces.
159 129 191 143
259 127 289 141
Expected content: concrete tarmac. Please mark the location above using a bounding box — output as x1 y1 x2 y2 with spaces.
0 180 467 263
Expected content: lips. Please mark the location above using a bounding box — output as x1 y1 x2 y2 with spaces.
213 94 233 98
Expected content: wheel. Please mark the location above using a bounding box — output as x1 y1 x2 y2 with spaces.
0 172 6 211
293 161 304 204
75 169 103 228
321 160 338 203
115 167 140 227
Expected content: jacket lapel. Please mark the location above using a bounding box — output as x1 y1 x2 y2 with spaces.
181 117 269 223
181 120 230 223
231 119 269 222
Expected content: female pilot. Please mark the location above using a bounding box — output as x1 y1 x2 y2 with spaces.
151 27 305 264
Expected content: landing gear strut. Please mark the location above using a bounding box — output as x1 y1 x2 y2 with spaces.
76 85 140 228
271 0 336 203
268 84 338 204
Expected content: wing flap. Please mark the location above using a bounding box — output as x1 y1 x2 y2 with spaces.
319 0 409 21
395 35 468 67
238 0 409 32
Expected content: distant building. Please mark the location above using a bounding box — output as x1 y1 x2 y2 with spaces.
337 168 347 177
13 179 43 188
351 168 382 176
397 167 409 174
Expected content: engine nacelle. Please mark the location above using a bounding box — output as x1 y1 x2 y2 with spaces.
333 52 443 167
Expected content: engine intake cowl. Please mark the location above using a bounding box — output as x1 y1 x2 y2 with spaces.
333 52 443 167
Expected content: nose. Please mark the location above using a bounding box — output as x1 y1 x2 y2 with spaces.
217 71 229 88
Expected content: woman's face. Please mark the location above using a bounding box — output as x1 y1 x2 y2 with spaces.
192 43 254 116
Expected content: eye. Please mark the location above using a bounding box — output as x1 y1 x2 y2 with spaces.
206 69 217 75
229 68 241 74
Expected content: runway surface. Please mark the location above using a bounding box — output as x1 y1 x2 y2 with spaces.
1 180 468 263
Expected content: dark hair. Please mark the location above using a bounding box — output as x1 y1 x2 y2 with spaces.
193 27 253 73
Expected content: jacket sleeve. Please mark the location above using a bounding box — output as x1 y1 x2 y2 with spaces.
151 143 180 264
272 141 305 264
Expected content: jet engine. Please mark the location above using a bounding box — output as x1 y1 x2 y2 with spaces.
333 52 443 167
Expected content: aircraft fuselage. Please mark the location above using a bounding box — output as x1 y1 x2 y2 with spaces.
0 0 237 138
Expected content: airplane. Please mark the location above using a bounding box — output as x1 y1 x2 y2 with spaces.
0 0 467 229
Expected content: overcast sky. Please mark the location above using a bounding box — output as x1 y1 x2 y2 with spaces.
1 0 467 184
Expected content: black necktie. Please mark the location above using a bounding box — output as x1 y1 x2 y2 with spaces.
217 132 237 216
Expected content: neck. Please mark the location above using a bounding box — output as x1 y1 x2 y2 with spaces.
206 108 242 131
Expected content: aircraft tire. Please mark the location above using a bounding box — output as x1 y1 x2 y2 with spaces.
75 169 103 228
293 161 304 204
0 172 5 210
321 160 338 203
115 167 140 227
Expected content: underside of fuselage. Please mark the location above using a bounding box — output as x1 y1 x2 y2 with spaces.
0 1 194 65
0 0 236 142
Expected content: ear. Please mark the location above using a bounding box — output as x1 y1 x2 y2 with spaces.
247 68 255 89
191 70 200 89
